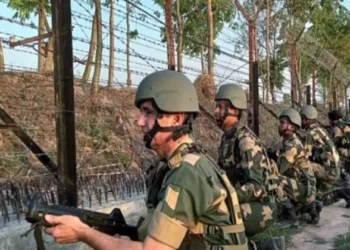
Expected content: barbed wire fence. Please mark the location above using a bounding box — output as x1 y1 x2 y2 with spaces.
0 0 348 229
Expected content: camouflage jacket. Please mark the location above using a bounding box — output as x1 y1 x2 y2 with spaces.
217 125 278 204
334 123 350 158
277 134 314 183
139 138 248 250
304 123 339 168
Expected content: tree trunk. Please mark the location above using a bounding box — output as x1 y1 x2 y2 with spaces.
312 63 316 106
200 41 207 74
289 41 297 107
108 0 115 88
91 0 102 96
164 0 175 70
82 14 97 83
43 15 53 73
207 0 214 85
323 78 327 106
38 0 46 73
126 2 131 88
296 57 304 105
265 0 270 103
176 0 183 72
0 40 4 72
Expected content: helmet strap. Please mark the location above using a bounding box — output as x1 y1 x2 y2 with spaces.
143 114 194 149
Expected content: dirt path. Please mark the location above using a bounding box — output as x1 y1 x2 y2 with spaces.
289 200 350 250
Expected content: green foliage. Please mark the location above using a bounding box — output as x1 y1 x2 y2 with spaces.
334 232 350 250
154 0 236 58
129 29 139 40
260 49 288 91
8 0 51 20
283 93 291 104
77 120 110 142
251 225 298 248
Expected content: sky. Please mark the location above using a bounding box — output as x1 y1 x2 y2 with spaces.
1 0 350 102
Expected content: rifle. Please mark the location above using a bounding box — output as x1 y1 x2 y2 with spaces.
23 194 139 241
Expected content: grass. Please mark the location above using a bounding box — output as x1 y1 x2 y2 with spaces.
250 224 299 248
334 232 350 250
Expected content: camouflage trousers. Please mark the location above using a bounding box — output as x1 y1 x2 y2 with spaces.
311 162 340 194
240 197 277 237
276 175 316 207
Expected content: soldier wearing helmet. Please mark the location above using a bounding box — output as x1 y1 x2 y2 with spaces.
328 109 343 138
43 71 249 250
334 114 350 158
299 105 340 198
214 84 282 246
274 108 319 228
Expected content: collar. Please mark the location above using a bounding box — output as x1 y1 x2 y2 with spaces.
283 134 295 143
167 137 193 169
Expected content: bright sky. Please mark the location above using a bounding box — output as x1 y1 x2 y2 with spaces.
0 0 349 101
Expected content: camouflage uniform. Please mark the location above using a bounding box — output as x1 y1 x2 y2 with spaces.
215 84 278 237
274 108 319 227
217 125 278 237
134 71 249 250
334 118 350 160
304 123 340 191
138 139 249 249
277 133 316 206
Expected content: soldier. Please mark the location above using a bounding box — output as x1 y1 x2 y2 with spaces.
43 71 285 250
214 84 279 239
334 114 350 161
333 114 350 208
328 110 343 139
275 108 319 228
299 105 340 195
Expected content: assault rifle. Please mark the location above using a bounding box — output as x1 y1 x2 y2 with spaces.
23 194 139 241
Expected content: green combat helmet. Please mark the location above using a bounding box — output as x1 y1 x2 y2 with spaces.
134 70 199 148
300 105 318 120
135 70 199 113
279 108 301 128
215 83 247 109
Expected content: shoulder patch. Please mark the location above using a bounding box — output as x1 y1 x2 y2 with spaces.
183 153 201 166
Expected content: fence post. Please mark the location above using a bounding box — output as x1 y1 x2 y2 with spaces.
51 0 77 207
252 61 259 136
306 85 311 105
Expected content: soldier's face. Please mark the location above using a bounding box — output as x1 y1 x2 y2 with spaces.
278 118 291 136
214 100 237 129
137 101 157 135
137 101 184 154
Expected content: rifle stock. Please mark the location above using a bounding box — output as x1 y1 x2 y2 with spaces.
24 195 139 241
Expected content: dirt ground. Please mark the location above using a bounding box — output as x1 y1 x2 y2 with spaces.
289 200 350 250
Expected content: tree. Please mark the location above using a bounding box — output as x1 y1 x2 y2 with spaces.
164 0 175 70
82 13 97 84
126 1 131 87
0 40 4 72
207 0 214 84
154 0 235 74
91 0 102 96
175 0 184 72
8 0 52 73
106 0 115 88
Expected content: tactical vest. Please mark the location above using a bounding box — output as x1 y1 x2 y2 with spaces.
218 125 278 196
138 144 249 250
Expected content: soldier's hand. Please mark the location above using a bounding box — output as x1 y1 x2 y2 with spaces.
44 215 89 244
